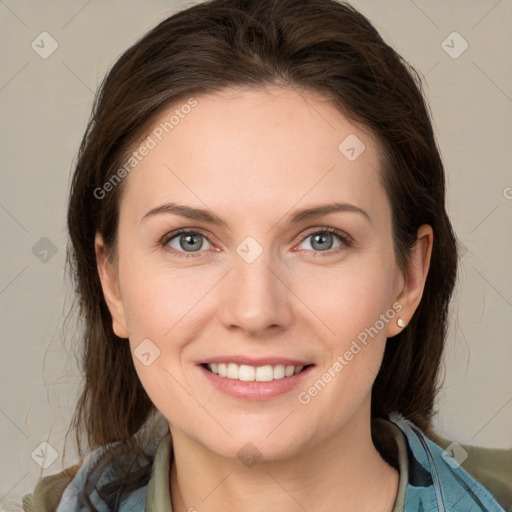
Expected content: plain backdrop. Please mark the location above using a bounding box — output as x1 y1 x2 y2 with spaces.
1 0 511 509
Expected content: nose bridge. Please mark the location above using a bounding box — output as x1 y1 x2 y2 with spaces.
217 238 293 333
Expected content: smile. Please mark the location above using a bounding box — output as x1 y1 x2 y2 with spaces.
204 362 308 382
198 357 315 400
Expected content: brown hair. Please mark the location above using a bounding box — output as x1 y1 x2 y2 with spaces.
65 0 458 508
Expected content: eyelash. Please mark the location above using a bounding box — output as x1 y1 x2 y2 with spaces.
160 227 352 259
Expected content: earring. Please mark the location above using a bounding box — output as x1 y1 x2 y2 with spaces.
397 317 405 328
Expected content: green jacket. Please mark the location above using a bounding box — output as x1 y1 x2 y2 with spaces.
21 413 512 511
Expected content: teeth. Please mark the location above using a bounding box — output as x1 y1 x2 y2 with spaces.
206 362 305 381
238 364 255 381
273 364 285 379
255 365 273 381
227 363 238 379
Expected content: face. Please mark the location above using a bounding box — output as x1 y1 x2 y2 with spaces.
96 86 431 461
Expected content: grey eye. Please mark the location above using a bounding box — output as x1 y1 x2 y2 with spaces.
167 232 212 252
299 232 343 252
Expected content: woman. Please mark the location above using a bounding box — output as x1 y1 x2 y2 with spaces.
22 0 512 511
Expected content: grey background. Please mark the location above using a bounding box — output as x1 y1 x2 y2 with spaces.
1 0 511 509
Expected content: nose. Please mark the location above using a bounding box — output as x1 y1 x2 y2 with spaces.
217 249 294 336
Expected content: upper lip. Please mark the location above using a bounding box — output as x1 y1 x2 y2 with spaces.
199 356 314 367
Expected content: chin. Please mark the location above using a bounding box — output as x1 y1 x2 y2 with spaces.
201 426 310 464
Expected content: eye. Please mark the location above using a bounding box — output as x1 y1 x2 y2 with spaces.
160 226 351 259
162 229 213 257
297 227 351 254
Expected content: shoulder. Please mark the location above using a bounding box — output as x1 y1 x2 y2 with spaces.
22 442 150 512
427 430 512 512
21 416 169 512
22 462 82 512
21 442 114 512
383 412 512 511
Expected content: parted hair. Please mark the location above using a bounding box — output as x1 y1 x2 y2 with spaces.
64 0 458 509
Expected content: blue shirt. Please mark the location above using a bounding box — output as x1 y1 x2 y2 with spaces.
28 412 507 511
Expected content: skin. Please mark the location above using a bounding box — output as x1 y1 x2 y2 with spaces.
96 85 433 512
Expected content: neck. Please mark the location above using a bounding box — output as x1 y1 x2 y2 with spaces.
169 407 399 512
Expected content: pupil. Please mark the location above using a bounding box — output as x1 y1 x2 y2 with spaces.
181 234 203 251
312 233 332 251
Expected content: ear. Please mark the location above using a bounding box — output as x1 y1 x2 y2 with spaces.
95 233 129 339
387 224 433 338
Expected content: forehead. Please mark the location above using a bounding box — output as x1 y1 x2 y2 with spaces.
118 86 389 227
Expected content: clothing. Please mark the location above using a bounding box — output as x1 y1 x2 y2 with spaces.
22 412 512 511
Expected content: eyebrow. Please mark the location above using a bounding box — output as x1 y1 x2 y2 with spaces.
141 201 371 227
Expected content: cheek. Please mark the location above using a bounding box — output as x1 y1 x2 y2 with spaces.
122 276 191 349
292 260 395 426
119 251 218 346
292 255 396 346
121 271 170 339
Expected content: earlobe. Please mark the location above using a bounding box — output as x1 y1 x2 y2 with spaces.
94 233 129 339
388 225 433 339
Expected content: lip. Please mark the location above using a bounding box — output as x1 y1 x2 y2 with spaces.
198 363 315 401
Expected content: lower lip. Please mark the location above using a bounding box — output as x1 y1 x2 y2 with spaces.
198 364 315 400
